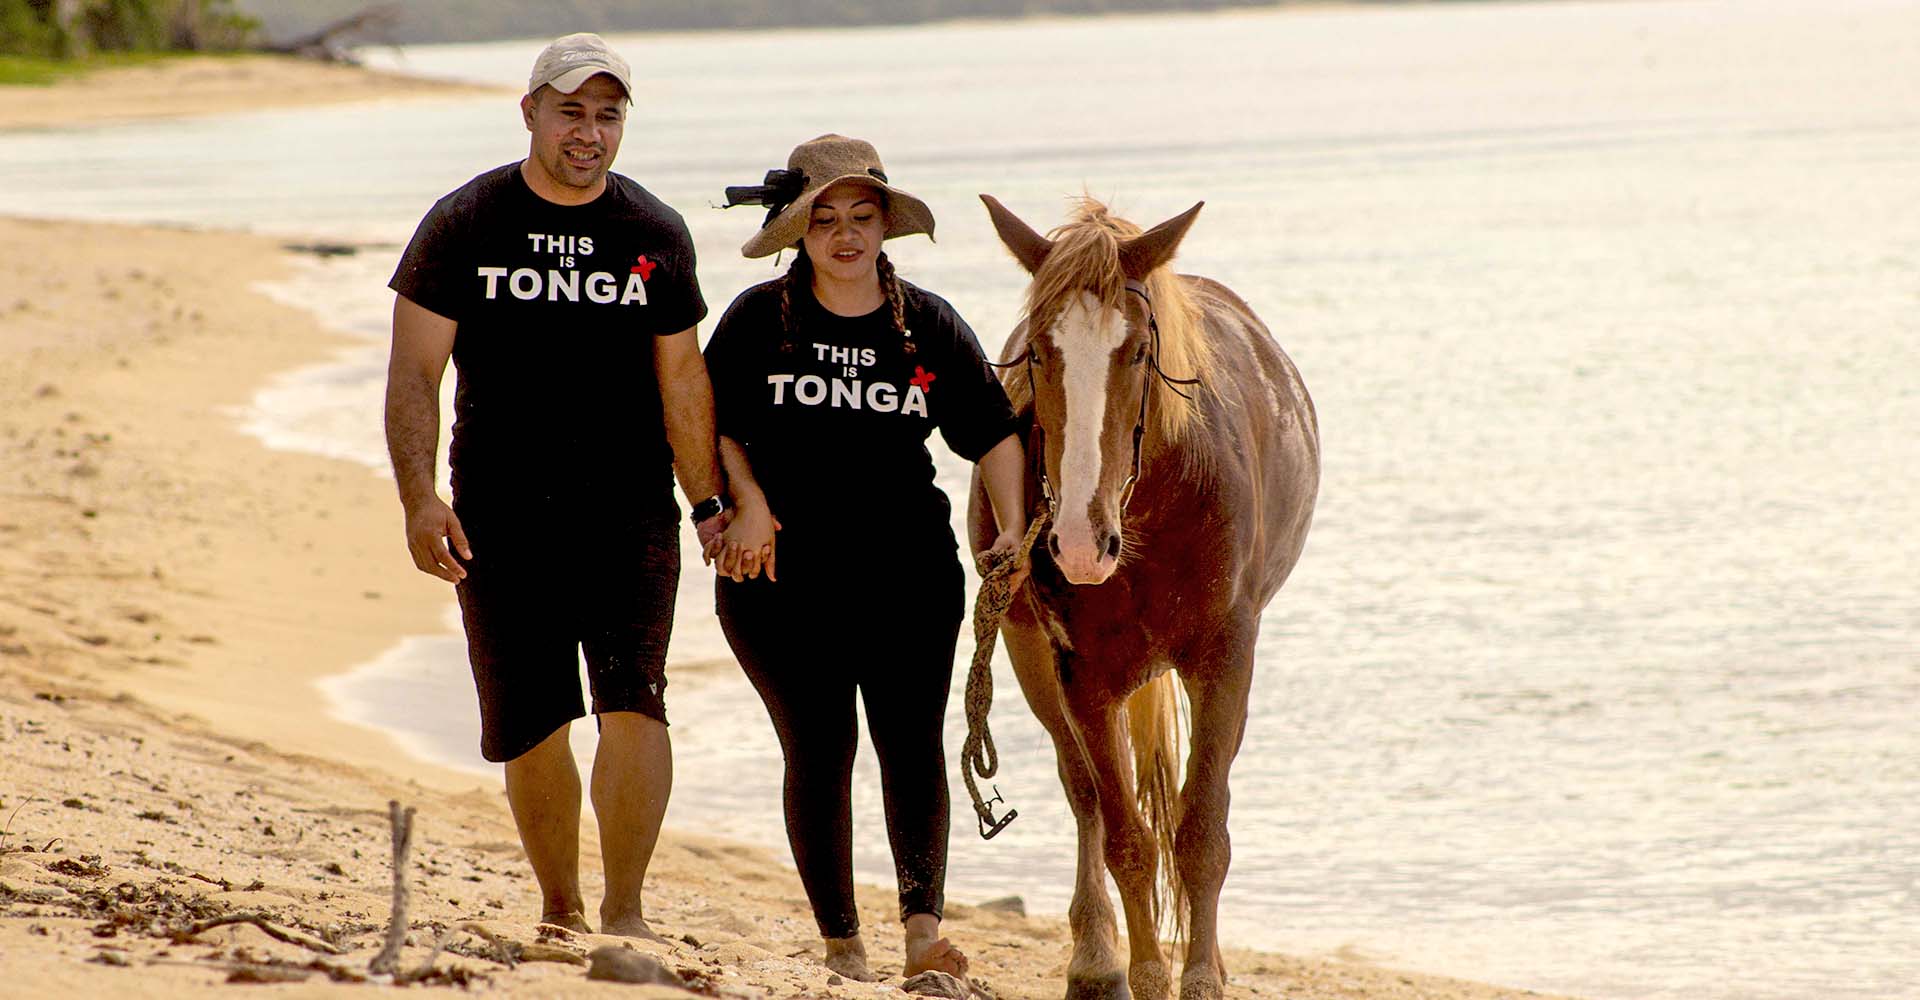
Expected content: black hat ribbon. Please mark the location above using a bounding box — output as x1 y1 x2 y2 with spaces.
723 169 809 230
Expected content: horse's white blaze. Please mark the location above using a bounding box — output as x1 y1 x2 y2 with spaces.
1054 292 1127 567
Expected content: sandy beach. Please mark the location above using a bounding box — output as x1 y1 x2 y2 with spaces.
0 57 1573 999
0 53 502 129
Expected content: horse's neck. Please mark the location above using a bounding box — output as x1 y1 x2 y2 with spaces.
1138 414 1208 503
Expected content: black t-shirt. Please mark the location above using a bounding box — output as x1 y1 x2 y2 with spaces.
389 163 706 518
704 279 1018 565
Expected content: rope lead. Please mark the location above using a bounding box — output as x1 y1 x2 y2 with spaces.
961 509 1051 839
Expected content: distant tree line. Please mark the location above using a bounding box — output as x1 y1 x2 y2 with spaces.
0 0 256 57
235 0 1294 47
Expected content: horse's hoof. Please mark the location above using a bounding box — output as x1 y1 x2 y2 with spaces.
1065 971 1131 1000
1177 965 1224 1000
1128 959 1173 1000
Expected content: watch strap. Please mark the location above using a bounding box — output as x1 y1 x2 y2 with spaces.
691 494 728 522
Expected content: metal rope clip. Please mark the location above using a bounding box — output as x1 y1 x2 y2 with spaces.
974 784 1018 840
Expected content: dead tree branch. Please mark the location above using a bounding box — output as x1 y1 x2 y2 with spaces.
262 5 401 63
172 913 345 955
368 799 416 976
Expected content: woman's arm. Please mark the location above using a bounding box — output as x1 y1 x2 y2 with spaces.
976 433 1031 589
715 434 780 582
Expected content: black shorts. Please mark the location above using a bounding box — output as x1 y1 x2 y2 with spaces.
452 508 678 763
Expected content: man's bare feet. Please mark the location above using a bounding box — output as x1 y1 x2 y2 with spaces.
600 910 668 943
823 933 879 981
539 910 593 935
903 913 968 978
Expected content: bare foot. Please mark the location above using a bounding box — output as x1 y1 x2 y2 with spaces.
904 935 969 978
823 933 879 981
539 910 592 935
903 915 968 978
600 911 668 943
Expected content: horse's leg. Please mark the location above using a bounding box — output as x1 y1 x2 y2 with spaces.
1172 633 1255 1000
1064 677 1172 1000
1006 628 1128 999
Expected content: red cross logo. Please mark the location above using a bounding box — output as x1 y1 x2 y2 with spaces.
631 255 656 279
910 366 937 391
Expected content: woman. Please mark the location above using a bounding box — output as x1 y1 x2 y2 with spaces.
704 134 1028 981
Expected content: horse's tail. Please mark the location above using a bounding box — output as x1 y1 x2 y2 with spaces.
1126 670 1188 949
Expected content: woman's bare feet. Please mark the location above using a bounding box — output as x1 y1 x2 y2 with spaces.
903 913 968 978
823 933 879 981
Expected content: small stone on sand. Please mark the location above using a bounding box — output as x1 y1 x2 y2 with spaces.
903 969 969 998
585 946 688 988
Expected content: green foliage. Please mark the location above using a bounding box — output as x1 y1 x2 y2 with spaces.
0 49 167 84
0 53 78 83
176 0 258 50
0 0 257 60
0 0 66 58
80 0 169 51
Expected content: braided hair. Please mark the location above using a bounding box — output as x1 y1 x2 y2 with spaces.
776 250 811 354
875 251 914 354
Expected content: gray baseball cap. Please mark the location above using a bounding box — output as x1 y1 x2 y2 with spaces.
527 33 632 98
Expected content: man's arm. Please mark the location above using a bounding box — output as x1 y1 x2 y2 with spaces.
654 327 725 536
385 294 469 582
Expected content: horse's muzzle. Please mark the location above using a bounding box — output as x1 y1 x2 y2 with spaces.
1049 526 1120 584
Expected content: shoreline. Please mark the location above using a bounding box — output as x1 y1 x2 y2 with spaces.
0 53 502 130
0 59 1577 1000
0 212 1574 1000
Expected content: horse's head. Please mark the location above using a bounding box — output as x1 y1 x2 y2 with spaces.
982 194 1204 585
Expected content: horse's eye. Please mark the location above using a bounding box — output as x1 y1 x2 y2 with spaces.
1130 345 1148 365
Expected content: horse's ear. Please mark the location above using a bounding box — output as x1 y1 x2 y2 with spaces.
981 194 1052 274
1118 201 1204 280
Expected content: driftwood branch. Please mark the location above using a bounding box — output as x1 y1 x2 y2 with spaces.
262 4 400 62
368 800 416 976
455 921 519 967
187 871 230 889
0 797 32 855
397 925 457 983
397 922 548 983
147 957 367 984
172 913 345 955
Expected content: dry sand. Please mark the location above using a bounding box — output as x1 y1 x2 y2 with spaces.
0 60 1576 999
0 54 500 129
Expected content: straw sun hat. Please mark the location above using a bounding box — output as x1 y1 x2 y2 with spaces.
723 134 936 259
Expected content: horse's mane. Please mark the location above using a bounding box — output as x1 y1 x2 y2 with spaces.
1003 198 1213 442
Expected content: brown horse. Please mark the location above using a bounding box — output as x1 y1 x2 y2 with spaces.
967 195 1319 1000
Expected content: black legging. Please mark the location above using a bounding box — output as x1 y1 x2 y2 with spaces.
715 557 963 938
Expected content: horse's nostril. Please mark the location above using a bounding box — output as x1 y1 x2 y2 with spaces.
1048 533 1063 557
1104 533 1121 560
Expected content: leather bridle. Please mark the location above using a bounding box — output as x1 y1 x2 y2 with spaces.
997 280 1201 521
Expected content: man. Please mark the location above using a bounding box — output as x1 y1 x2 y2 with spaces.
384 32 726 939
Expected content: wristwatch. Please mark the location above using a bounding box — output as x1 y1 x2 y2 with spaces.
690 494 729 523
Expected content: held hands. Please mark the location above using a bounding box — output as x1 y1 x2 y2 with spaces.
985 524 1032 592
706 503 780 582
403 496 471 583
694 507 732 554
